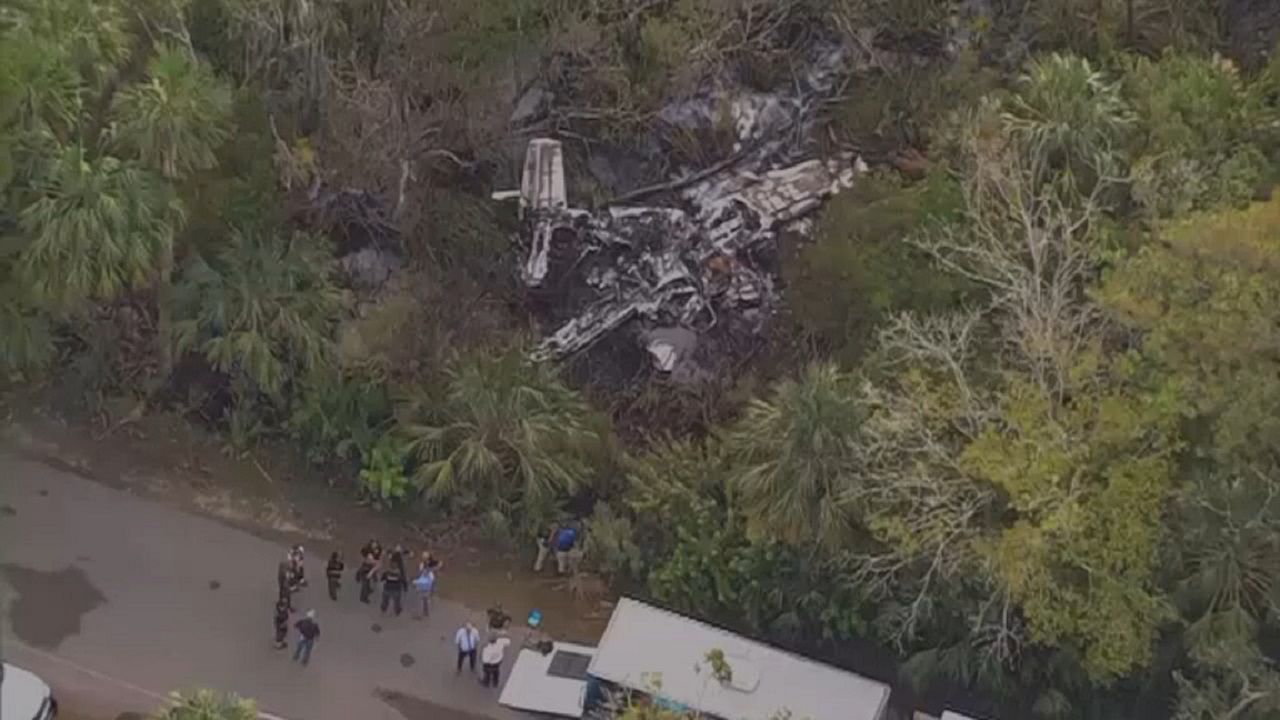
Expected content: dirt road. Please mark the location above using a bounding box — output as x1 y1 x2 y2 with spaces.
0 450 523 720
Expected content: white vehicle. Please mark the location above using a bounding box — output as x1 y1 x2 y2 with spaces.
1 662 58 720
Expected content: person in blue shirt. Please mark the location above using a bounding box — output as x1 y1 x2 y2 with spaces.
412 564 436 619
552 523 578 575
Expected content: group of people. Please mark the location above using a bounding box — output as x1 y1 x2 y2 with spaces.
349 539 442 617
271 540 442 666
267 529 568 690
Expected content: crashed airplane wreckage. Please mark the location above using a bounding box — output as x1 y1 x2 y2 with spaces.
494 44 869 375
495 137 865 374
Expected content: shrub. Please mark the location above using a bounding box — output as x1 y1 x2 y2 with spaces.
783 170 971 362
1123 52 1269 216
359 436 412 509
287 364 392 466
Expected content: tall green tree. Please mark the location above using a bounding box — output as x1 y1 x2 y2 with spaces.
173 228 346 402
723 363 865 549
110 44 234 376
1099 195 1280 716
17 145 181 307
404 346 600 524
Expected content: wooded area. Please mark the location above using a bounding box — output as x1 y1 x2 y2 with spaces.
3 0 1280 717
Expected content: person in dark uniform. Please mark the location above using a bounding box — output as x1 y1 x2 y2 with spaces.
272 596 290 649
325 550 344 601
380 551 406 616
355 539 382 604
277 551 297 612
487 603 510 631
290 545 308 591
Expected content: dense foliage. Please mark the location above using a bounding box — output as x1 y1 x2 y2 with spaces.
4 0 1280 718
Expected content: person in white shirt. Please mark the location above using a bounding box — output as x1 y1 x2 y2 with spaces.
454 620 481 674
479 634 511 688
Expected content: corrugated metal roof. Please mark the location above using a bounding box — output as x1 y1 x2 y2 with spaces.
587 598 891 720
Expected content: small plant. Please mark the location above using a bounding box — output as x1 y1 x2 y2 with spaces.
359 436 411 509
702 648 733 684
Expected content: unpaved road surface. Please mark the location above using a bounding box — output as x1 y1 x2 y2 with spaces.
0 450 521 720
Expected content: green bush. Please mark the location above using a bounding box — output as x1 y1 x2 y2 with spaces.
287 364 392 466
582 502 644 581
1123 52 1269 216
359 436 412 509
783 170 971 362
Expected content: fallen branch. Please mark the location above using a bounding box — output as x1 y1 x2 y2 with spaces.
251 455 275 485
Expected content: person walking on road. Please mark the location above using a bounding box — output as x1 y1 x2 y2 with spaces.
455 620 481 674
356 539 382 604
277 551 297 612
272 596 290 649
293 610 321 665
325 550 344 601
289 545 308 591
412 563 436 619
480 634 511 688
380 551 406 616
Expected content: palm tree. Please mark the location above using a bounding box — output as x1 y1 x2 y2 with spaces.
404 346 601 521
1001 53 1133 185
18 144 181 307
110 45 233 376
109 46 233 181
723 364 865 549
173 228 347 401
150 688 257 720
7 0 132 91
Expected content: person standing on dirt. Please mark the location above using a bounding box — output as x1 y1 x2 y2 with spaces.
454 620 481 674
419 549 443 574
380 550 406 616
356 539 382 604
487 603 511 632
552 523 579 575
534 522 559 573
293 609 321 666
325 550 344 601
480 634 511 688
272 596 290 649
